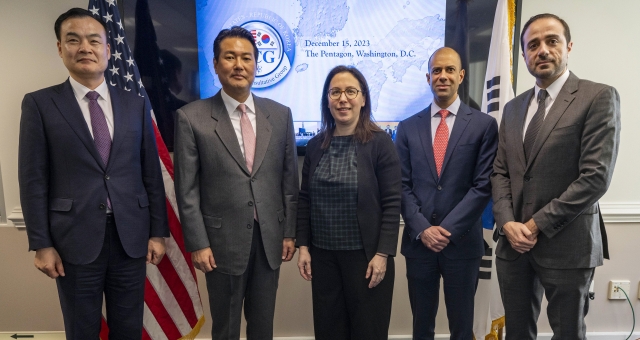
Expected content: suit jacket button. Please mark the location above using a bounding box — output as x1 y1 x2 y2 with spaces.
431 213 437 219
104 175 110 180
247 224 253 229
251 178 256 182
524 176 530 182
437 186 442 191
248 201 254 206
99 203 106 210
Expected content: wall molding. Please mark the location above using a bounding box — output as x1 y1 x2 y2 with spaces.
3 203 640 229
6 206 24 229
2 332 639 340
600 202 640 223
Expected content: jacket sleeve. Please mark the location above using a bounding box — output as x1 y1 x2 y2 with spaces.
395 121 432 240
374 134 402 256
281 108 299 238
295 139 313 247
19 93 53 250
174 108 209 252
491 109 516 230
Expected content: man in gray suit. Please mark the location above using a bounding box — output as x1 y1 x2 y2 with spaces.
174 26 299 339
492 13 620 339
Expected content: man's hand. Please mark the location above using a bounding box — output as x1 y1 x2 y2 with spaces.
503 221 537 253
524 219 539 240
282 237 296 261
366 254 388 288
34 247 65 279
297 246 312 281
147 237 166 265
191 247 216 273
420 226 451 252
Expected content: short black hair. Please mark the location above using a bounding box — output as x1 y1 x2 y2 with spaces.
520 13 571 51
55 8 108 41
213 26 259 61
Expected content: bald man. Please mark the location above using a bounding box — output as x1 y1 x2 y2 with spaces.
395 47 498 340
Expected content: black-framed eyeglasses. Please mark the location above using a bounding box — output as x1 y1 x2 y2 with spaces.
328 87 361 100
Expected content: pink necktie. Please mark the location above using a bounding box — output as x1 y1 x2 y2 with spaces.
238 103 255 173
239 103 258 221
433 109 450 177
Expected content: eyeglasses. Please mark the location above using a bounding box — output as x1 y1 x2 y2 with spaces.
328 87 361 100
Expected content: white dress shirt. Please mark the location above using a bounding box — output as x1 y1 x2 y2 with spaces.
220 89 257 159
69 76 114 139
430 96 460 142
522 69 570 140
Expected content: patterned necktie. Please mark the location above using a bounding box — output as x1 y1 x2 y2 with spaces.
523 89 549 162
433 109 450 177
86 91 112 208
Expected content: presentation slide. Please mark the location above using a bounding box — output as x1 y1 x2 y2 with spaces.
196 0 445 130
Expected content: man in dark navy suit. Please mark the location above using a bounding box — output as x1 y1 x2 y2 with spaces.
395 47 498 340
18 8 168 340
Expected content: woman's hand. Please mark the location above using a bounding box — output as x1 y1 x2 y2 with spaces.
366 253 388 288
297 246 312 281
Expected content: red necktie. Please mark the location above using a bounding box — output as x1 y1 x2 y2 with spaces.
433 109 450 177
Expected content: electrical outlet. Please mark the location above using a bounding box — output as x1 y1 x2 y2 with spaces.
608 280 630 300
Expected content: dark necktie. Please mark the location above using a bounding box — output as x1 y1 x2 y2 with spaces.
86 91 112 208
433 109 450 176
523 89 548 162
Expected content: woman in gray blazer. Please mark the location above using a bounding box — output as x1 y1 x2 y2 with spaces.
296 65 402 340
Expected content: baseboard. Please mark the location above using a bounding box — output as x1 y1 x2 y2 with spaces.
2 332 638 339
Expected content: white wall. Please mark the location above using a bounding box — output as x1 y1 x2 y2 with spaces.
0 0 638 337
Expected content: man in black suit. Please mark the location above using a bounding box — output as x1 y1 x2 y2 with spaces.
19 8 169 339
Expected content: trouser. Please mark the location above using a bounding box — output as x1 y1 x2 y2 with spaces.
57 213 146 340
311 246 395 340
205 221 280 340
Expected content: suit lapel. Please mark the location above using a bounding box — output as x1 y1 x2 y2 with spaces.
210 93 250 175
416 106 438 182
516 90 534 170
440 103 471 178
526 73 578 170
51 80 106 170
252 96 272 175
106 86 126 172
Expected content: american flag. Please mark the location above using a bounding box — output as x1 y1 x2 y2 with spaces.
87 0 205 339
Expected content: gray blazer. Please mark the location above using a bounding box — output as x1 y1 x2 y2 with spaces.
174 91 299 275
492 72 621 269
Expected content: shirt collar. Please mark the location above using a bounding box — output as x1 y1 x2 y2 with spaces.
431 96 461 117
220 89 255 115
69 76 108 101
534 69 570 102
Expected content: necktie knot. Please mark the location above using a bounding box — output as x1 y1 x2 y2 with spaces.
238 103 247 115
438 109 449 120
86 91 100 101
537 89 548 103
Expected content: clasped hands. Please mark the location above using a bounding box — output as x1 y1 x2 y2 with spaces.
503 219 539 253
420 226 451 252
